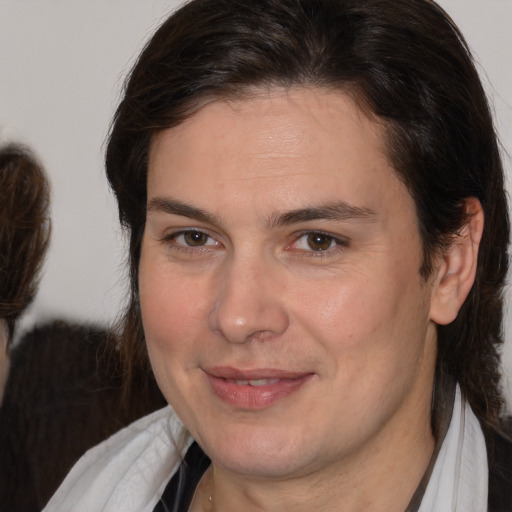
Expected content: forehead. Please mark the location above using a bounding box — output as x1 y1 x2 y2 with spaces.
147 87 414 225
150 87 386 162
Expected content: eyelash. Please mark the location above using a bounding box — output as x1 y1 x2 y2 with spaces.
160 229 348 258
289 231 348 257
161 229 220 254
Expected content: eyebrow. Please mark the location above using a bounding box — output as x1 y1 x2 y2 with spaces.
147 197 220 225
147 197 376 228
267 202 377 228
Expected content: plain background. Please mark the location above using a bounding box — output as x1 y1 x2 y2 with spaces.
1 0 511 405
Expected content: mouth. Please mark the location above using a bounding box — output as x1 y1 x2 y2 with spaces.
204 367 314 410
227 378 281 386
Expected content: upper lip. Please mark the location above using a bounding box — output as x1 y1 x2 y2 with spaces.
205 366 312 380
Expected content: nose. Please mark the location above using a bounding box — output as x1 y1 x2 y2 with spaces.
208 254 290 344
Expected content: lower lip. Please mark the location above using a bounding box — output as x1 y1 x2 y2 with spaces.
206 373 313 410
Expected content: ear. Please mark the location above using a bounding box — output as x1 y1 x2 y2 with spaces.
429 197 484 325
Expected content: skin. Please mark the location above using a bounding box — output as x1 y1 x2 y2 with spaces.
139 88 482 511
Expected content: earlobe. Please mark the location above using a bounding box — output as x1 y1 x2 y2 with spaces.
429 197 484 325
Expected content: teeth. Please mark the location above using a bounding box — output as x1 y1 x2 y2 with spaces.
232 379 279 387
231 379 280 386
249 379 279 386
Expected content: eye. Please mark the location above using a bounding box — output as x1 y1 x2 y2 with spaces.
166 229 219 248
292 231 345 252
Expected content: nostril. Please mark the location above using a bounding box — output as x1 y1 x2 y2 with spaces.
207 293 290 344
207 259 290 343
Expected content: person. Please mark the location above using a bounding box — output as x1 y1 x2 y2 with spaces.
0 143 51 403
44 0 511 510
0 145 165 511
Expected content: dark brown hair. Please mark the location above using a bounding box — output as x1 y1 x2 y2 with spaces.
0 144 51 342
106 0 509 434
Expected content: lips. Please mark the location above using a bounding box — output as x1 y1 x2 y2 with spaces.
205 367 313 410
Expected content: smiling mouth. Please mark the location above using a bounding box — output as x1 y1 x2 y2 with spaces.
205 368 313 409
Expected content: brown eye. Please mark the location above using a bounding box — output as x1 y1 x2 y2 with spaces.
306 233 335 251
183 230 210 246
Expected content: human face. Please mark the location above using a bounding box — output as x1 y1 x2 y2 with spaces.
139 88 439 480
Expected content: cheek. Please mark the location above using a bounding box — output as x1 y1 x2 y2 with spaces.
139 236 213 326
294 274 378 340
300 272 433 417
138 256 203 357
294 265 429 360
138 265 209 402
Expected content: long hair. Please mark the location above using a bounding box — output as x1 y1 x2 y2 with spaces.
105 0 509 435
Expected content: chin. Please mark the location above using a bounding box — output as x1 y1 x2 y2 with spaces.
204 425 317 479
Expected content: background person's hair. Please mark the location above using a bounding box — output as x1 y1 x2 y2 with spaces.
0 144 51 342
106 0 509 437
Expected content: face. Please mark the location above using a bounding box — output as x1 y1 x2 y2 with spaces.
139 88 439 480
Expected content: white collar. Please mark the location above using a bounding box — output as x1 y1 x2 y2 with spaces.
419 385 488 511
45 386 488 512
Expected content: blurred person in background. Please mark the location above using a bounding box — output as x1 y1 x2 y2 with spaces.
0 143 50 403
0 143 165 511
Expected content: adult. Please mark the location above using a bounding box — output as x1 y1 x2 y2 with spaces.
45 0 511 510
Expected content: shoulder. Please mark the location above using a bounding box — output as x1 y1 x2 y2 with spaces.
44 406 193 512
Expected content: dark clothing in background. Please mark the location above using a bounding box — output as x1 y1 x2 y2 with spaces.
0 320 165 512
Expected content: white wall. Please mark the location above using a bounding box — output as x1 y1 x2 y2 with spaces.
1 0 178 326
1 0 511 402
